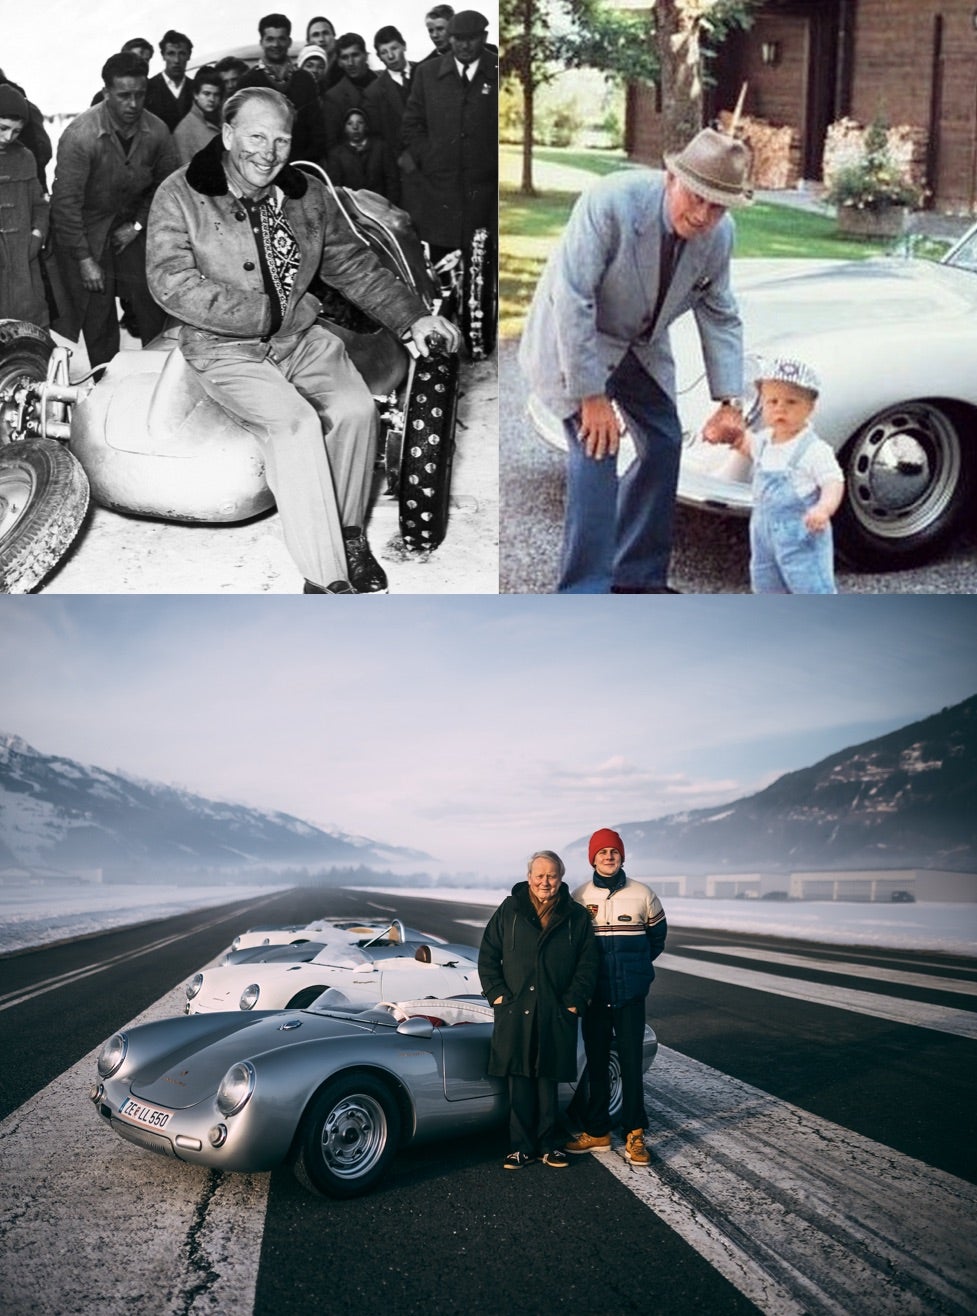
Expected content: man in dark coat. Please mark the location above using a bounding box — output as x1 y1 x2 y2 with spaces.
239 14 324 164
323 33 377 148
478 850 598 1170
401 8 497 258
364 26 419 216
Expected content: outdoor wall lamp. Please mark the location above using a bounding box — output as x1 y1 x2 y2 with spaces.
760 40 780 66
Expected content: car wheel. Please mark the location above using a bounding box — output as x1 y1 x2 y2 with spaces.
836 402 971 569
397 350 459 551
462 228 496 361
0 321 55 446
607 1048 624 1123
0 439 90 593
293 1073 402 1199
285 986 327 1009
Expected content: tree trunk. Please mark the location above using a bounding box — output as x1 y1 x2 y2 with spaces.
521 78 536 195
656 0 704 154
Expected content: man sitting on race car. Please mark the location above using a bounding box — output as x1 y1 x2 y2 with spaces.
146 86 459 593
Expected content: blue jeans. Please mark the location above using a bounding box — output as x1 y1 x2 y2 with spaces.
558 350 683 593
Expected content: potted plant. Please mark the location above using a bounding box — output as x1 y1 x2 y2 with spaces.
824 120 923 239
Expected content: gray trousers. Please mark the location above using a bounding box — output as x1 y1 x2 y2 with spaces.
188 325 377 588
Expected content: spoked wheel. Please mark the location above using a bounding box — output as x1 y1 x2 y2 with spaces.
462 228 496 361
397 349 460 551
836 401 971 569
0 440 90 593
292 1073 401 1199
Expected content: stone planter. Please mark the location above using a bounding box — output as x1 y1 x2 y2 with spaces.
836 204 909 239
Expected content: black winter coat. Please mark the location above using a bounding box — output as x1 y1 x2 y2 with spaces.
478 882 598 1081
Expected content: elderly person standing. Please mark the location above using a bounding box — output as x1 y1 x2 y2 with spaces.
402 9 497 262
566 828 667 1166
49 51 177 366
478 850 598 1171
146 87 459 594
519 128 753 594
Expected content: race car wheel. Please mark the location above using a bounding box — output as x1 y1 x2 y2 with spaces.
836 401 972 569
284 985 327 1009
0 439 89 593
398 350 460 551
293 1073 402 1199
462 228 497 361
0 320 54 445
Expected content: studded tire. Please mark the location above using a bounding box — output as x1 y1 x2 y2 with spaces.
0 439 89 593
292 1072 402 1199
462 228 496 361
398 350 460 551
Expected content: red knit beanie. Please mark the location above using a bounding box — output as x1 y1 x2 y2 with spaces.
588 827 624 866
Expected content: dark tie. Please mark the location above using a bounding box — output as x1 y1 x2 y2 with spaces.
648 229 683 334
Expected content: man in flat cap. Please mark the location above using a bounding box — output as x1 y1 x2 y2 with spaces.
519 127 754 593
402 9 497 263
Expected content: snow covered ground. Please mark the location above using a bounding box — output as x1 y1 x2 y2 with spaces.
1 881 975 957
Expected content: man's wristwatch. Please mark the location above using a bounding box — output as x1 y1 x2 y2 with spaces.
132 221 143 233
719 397 742 409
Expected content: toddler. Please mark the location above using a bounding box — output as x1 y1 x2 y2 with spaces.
736 358 843 594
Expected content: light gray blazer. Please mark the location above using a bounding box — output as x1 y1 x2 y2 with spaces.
518 168 744 419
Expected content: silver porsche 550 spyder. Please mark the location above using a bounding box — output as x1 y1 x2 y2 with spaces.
90 996 658 1198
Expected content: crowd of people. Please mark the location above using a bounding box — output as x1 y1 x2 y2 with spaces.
0 8 498 367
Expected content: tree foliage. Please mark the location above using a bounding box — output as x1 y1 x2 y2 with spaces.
657 1 763 151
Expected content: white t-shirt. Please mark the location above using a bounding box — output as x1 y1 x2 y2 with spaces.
754 425 843 499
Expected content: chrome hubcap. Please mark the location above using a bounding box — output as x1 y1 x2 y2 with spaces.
848 406 960 540
320 1095 386 1178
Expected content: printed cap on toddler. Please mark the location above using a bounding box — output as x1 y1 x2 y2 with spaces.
756 358 820 396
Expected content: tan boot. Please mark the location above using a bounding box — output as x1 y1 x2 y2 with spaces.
624 1129 650 1165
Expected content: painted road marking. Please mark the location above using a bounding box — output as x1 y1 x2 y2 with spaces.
601 1046 977 1316
682 944 977 997
0 894 283 1014
656 953 977 1039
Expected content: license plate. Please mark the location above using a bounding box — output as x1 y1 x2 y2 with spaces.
118 1096 172 1129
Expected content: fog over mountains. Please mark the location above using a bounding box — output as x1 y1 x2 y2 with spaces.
565 695 977 875
2 694 975 882
0 735 429 879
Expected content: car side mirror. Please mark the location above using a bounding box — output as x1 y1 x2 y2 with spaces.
396 1017 435 1038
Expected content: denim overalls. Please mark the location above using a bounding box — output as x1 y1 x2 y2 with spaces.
750 428 837 594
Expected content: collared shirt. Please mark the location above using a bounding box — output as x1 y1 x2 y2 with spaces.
162 72 187 98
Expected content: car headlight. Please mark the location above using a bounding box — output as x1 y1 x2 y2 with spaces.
217 1061 255 1116
97 1032 128 1078
239 983 260 1010
186 973 204 1001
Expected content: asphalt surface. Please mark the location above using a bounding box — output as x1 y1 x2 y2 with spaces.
499 337 977 595
3 887 976 1316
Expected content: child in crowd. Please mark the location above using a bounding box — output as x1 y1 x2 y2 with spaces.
736 357 844 594
0 85 49 325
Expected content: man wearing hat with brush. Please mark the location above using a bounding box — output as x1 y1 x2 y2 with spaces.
519 126 754 593
566 828 667 1165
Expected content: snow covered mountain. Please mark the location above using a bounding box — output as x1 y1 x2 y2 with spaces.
566 695 977 874
0 735 430 878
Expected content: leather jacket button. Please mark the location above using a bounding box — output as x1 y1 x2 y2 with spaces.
243 261 255 271
234 211 246 221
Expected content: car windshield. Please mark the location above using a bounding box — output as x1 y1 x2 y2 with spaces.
305 989 401 1022
944 226 977 273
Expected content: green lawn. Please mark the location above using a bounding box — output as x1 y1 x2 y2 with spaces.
499 144 896 338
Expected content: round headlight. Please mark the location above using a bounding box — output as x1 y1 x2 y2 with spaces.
186 973 204 1001
217 1061 255 1116
239 983 260 1011
97 1032 128 1078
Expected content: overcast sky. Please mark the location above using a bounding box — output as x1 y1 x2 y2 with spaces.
1 597 974 879
6 1 499 117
